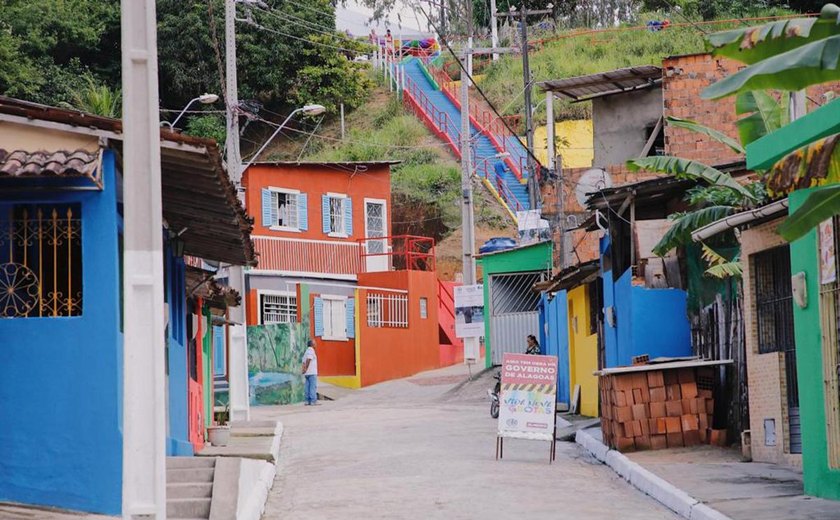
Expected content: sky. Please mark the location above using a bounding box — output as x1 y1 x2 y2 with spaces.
336 0 432 37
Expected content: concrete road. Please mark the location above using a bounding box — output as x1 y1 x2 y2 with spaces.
257 365 678 520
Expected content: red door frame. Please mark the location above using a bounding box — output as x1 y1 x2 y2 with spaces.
188 297 205 451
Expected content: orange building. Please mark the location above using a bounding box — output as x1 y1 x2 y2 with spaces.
242 162 461 388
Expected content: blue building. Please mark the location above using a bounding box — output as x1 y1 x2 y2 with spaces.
0 97 254 514
585 177 693 368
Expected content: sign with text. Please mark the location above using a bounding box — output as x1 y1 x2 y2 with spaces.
498 353 558 441
454 284 484 338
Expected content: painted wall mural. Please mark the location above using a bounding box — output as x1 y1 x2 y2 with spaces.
247 318 311 405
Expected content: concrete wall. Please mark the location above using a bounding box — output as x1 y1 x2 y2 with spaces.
592 87 662 168
0 151 122 514
790 187 840 500
165 244 192 456
357 270 440 387
740 220 802 468
568 284 599 418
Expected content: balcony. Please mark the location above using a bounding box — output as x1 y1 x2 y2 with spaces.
250 235 435 278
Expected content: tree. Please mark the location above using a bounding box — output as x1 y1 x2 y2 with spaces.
59 76 121 118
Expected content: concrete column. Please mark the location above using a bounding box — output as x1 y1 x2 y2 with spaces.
120 0 167 517
546 91 555 171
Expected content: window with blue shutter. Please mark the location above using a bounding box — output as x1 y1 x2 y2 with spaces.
261 188 273 227
314 297 324 337
343 197 353 236
321 195 331 234
346 297 355 338
298 193 308 231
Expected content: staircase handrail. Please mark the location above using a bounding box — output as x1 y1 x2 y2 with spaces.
402 73 462 156
495 172 526 214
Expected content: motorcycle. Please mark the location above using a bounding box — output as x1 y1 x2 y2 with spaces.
487 372 501 419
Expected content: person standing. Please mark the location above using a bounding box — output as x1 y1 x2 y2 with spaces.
526 334 541 355
301 340 319 406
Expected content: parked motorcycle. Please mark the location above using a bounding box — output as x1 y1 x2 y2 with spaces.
488 372 501 419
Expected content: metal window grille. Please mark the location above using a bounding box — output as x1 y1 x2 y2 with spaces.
366 292 408 328
489 272 544 315
261 294 297 324
329 197 345 234
271 191 298 229
366 202 385 254
820 215 840 467
754 246 795 355
0 204 82 318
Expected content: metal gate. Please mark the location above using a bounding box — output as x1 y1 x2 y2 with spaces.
488 271 545 365
754 245 801 453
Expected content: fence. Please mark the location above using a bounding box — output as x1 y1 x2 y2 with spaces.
357 235 436 273
0 205 82 318
253 236 362 275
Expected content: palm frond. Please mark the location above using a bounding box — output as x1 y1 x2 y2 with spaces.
701 243 743 279
652 206 738 257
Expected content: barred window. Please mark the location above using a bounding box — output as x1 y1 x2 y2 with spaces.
753 245 794 354
261 293 297 324
0 204 82 318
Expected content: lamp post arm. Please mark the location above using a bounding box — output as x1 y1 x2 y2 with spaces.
170 96 202 129
242 108 303 172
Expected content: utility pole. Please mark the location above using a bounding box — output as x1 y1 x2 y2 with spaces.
460 0 480 363
502 5 552 210
121 0 166 517
490 0 499 61
225 0 250 423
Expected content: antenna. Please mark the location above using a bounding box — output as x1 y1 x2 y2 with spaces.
574 168 613 207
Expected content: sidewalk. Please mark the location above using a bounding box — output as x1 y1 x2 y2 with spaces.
576 426 840 520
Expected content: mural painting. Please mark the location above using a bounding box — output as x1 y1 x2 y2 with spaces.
247 319 311 405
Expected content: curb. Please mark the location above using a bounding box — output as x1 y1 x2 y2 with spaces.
575 428 733 520
440 365 495 398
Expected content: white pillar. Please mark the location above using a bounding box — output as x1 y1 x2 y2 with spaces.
227 268 250 423
546 91 555 171
467 37 474 79
120 0 166 518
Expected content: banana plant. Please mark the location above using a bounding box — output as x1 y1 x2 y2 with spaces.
703 4 840 100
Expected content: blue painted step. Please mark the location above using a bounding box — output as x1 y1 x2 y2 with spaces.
403 59 531 212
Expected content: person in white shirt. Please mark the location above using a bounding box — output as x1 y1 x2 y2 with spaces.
301 340 319 405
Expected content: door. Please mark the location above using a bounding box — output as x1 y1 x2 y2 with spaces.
364 199 388 272
187 302 205 451
488 271 545 365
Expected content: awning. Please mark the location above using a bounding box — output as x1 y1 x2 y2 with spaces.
538 66 662 102
691 199 789 242
186 266 241 309
534 260 600 293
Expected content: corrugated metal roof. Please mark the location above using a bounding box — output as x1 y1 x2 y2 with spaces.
538 66 662 102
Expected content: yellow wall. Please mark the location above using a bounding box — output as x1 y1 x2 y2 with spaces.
533 120 593 169
567 285 599 417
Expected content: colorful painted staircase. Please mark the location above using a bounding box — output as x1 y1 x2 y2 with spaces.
399 57 535 218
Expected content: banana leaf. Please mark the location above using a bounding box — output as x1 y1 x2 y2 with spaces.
667 116 745 154
703 35 840 100
778 183 840 241
653 206 738 256
706 4 840 65
701 243 743 278
735 91 784 147
627 156 757 200
766 134 840 196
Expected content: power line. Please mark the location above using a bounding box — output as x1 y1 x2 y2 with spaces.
237 17 369 55
252 3 347 40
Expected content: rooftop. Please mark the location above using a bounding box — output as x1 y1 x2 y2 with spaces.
0 96 256 266
538 66 662 102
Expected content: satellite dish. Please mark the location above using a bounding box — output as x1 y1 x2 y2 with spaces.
575 168 613 207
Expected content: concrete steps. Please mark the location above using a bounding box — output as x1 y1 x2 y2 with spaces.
167 457 216 519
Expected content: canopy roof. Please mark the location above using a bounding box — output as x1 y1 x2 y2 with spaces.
538 66 662 102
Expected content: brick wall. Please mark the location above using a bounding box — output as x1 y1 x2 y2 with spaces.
663 53 840 166
740 219 802 468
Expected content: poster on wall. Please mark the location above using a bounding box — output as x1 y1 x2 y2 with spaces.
819 219 837 285
516 210 551 245
497 353 558 441
454 284 484 338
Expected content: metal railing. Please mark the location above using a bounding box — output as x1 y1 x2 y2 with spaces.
366 291 409 328
252 236 362 276
403 73 461 155
357 235 436 273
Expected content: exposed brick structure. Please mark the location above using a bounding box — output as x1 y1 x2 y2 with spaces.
740 219 802 469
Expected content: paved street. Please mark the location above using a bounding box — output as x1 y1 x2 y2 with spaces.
256 365 678 520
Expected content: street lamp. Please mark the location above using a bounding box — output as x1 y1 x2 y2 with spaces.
164 93 220 129
242 104 327 171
